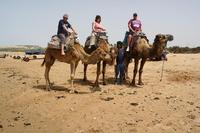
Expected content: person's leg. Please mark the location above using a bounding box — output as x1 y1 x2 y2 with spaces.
114 65 118 84
58 34 66 55
89 33 96 48
119 64 124 84
127 34 132 51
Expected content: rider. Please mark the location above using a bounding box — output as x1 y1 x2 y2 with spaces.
57 14 77 55
127 13 142 52
89 15 106 48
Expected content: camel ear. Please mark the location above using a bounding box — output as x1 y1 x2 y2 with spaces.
154 34 160 42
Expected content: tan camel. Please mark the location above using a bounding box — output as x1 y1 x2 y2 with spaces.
41 42 111 92
83 38 117 89
124 34 173 86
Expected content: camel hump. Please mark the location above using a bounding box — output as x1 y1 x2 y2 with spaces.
47 34 78 50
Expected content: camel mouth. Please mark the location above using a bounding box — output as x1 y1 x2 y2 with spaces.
104 53 112 60
166 34 174 41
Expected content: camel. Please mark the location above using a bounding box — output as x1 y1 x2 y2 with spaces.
83 38 117 89
41 41 111 92
124 34 173 86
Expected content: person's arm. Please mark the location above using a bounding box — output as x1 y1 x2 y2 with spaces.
62 22 77 35
71 27 77 35
96 22 106 32
92 22 97 32
68 23 77 35
139 21 142 31
99 24 106 31
128 20 135 33
62 24 68 32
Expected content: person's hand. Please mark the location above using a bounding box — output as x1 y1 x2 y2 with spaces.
131 30 136 34
74 32 78 35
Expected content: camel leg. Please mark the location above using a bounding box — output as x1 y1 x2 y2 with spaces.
94 61 101 89
130 58 139 87
45 65 51 91
83 64 88 81
74 62 79 77
44 57 55 91
70 62 76 93
124 55 130 80
138 58 146 85
102 61 107 85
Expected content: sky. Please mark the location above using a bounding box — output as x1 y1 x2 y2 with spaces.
0 0 200 47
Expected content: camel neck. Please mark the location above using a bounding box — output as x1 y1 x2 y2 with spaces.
149 42 159 57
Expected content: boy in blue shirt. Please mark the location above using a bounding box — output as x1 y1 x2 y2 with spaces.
115 41 125 85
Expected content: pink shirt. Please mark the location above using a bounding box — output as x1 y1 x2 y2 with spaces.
128 19 142 31
92 21 106 33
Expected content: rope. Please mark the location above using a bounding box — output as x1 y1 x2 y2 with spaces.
160 59 165 81
160 47 167 81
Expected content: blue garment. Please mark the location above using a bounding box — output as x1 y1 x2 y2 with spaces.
115 48 125 84
117 48 125 65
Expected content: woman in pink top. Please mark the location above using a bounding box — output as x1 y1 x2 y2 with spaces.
90 15 106 47
92 15 106 33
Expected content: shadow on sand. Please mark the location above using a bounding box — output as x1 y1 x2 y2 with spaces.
33 76 141 93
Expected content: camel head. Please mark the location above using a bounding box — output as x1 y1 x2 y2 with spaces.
106 46 118 65
65 32 76 45
153 34 173 57
93 48 110 61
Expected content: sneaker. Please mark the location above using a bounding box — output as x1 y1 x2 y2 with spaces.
126 46 129 52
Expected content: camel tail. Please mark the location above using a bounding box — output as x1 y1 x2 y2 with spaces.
41 59 45 67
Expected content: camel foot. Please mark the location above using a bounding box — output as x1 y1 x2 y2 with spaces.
69 89 79 94
130 82 137 87
92 84 101 91
49 82 54 88
138 82 144 85
103 81 107 85
92 86 101 91
83 77 88 82
125 76 130 80
46 86 51 91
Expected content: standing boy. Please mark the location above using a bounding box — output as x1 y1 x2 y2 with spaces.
115 41 125 84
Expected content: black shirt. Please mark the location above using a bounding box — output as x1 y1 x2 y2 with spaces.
57 19 72 36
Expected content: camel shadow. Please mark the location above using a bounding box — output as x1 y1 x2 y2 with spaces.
105 77 143 88
33 82 93 94
33 84 70 92
69 78 94 86
67 78 102 92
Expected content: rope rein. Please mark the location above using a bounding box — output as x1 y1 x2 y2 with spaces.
160 47 167 81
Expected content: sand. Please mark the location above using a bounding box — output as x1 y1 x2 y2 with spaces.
0 54 200 133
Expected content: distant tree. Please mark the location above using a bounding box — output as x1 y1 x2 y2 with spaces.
167 46 200 53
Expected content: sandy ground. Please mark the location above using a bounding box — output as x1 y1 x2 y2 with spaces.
0 54 200 133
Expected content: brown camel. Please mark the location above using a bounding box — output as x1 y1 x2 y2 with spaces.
41 42 111 92
83 38 117 89
124 34 173 86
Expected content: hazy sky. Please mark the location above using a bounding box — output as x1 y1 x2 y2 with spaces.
0 0 200 47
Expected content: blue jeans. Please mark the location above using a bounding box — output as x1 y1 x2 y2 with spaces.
115 64 125 84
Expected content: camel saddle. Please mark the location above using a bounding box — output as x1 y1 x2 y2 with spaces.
47 35 79 50
85 32 108 49
123 31 149 47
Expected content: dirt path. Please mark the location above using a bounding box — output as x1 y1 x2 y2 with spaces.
0 54 200 133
